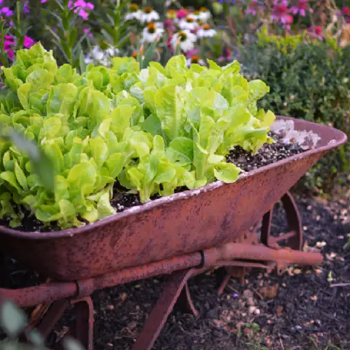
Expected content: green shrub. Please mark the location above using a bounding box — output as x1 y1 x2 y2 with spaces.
238 31 350 193
0 43 275 229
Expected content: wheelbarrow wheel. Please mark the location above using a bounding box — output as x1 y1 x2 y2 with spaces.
217 191 303 294
260 192 303 251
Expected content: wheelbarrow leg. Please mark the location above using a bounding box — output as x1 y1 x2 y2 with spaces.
131 268 196 350
35 299 70 340
217 266 247 296
176 282 199 316
68 297 94 350
28 297 93 350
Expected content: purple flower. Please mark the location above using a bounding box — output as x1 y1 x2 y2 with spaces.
0 6 14 17
218 0 236 3
24 1 30 14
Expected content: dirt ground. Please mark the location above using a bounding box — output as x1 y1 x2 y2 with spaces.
90 195 350 350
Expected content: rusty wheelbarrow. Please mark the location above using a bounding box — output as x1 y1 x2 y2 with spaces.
0 116 347 350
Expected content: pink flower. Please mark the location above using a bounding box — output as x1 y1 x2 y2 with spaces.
1 34 15 61
290 0 312 17
343 7 350 17
184 48 200 58
7 49 14 60
83 28 93 37
24 36 35 48
218 47 233 62
41 0 47 2
68 0 94 20
308 26 323 40
177 9 188 20
271 1 293 28
163 19 175 33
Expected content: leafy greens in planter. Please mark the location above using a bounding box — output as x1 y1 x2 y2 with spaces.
0 44 275 229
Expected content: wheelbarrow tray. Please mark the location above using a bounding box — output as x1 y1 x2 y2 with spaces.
0 117 347 281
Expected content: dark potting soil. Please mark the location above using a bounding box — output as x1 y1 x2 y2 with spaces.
226 134 305 172
1 195 349 350
0 135 306 233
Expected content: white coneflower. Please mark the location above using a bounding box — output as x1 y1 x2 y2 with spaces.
198 7 211 22
125 3 142 21
178 16 198 31
171 30 197 52
197 24 217 38
140 7 160 24
85 46 104 64
105 47 120 57
187 55 205 66
142 22 164 43
191 10 201 21
85 46 114 66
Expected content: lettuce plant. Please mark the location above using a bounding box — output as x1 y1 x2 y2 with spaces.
0 43 275 229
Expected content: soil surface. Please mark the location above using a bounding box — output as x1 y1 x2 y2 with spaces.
1 195 349 350
0 135 305 233
226 135 305 172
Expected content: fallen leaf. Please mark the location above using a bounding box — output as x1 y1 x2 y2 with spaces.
310 295 318 301
258 284 279 299
276 306 283 317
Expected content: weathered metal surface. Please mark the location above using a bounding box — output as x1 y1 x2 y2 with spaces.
0 241 322 308
203 243 323 267
0 117 346 281
0 252 202 307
